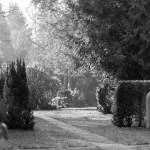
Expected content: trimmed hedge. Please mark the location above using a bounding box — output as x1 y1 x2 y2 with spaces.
112 80 150 127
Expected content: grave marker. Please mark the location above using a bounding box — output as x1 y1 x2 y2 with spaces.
146 92 150 129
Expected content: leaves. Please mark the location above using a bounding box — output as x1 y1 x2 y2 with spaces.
31 0 150 80
27 67 62 107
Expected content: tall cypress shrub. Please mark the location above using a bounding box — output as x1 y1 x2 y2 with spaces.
16 59 29 109
0 72 5 99
3 59 35 130
3 64 14 107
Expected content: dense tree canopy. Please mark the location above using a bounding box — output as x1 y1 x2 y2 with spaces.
31 0 150 80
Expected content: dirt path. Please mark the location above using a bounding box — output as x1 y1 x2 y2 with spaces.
34 110 136 150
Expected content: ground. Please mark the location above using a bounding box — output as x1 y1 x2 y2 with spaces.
35 108 150 150
0 107 150 150
45 108 150 146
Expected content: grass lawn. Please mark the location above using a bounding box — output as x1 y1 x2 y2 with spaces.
0 117 99 150
53 115 150 146
42 108 150 148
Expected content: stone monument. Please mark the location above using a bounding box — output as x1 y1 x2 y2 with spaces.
146 92 150 129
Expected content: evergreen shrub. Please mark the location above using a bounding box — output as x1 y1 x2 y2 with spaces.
112 80 150 127
0 72 5 99
3 59 35 130
96 85 112 114
5 105 35 130
96 80 115 114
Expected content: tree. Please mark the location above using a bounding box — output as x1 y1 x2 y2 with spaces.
0 3 14 63
4 59 29 109
7 3 33 61
31 0 150 80
3 59 34 130
8 3 26 31
16 59 29 109
27 66 62 109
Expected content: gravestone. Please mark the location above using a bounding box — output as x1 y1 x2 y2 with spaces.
146 92 150 129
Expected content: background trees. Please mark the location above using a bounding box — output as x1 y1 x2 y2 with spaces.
31 0 150 80
27 66 62 109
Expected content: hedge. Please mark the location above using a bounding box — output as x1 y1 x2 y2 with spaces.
112 80 150 127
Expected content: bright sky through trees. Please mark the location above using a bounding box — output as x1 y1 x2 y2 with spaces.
0 0 32 24
0 0 31 12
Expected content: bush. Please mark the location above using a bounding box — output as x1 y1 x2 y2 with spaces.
4 59 29 109
27 67 62 109
71 89 86 107
96 85 112 114
21 108 35 130
0 72 5 99
3 59 35 130
48 104 57 110
5 105 35 130
96 78 116 114
112 80 150 127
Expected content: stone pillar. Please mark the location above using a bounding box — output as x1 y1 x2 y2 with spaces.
64 75 67 89
146 92 150 129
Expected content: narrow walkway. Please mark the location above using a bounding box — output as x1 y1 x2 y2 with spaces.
34 112 137 150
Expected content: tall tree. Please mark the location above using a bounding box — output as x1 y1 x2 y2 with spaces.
8 3 33 60
29 1 74 76
0 3 14 63
32 0 150 80
4 59 29 109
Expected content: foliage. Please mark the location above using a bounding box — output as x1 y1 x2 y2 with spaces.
27 66 62 109
96 79 114 114
0 72 5 99
4 59 29 109
32 0 150 80
8 3 26 31
113 81 150 127
60 88 86 107
3 59 35 130
0 4 14 63
5 105 35 130
60 89 71 107
96 77 117 114
8 3 34 61
48 104 57 110
71 88 86 107
96 85 112 114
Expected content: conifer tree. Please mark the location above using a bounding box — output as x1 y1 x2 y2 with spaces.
19 59 29 109
3 65 14 107
3 59 35 130
0 72 5 99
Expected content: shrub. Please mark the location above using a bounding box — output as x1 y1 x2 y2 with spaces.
48 104 57 110
0 72 5 99
3 59 35 130
112 80 150 127
21 108 35 130
4 59 29 109
71 89 86 107
27 67 62 109
96 85 112 114
5 105 35 130
96 78 116 114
